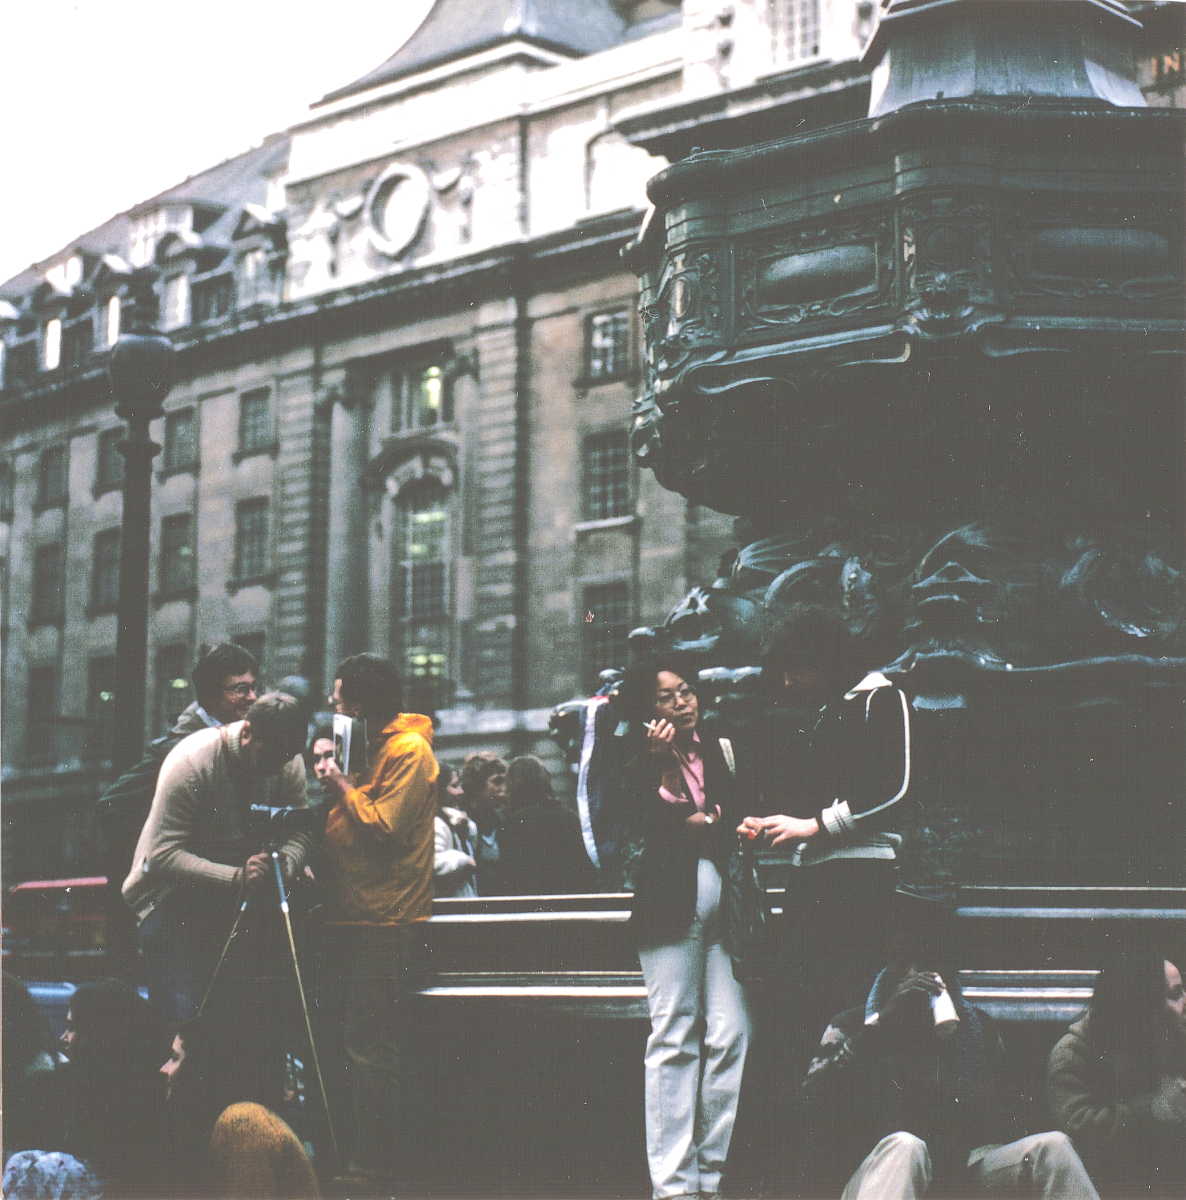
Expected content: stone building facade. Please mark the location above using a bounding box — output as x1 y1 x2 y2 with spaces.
1 0 1180 881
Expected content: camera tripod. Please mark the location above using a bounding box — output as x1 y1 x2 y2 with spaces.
198 848 339 1164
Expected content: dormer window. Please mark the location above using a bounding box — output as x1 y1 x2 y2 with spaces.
102 295 121 347
162 275 190 330
43 319 62 371
237 248 268 308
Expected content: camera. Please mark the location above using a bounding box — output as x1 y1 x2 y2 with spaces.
248 801 328 841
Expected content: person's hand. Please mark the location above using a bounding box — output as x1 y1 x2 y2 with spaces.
740 813 820 846
318 757 350 798
1152 1076 1186 1124
243 852 270 890
644 718 679 760
879 969 945 1028
685 806 722 830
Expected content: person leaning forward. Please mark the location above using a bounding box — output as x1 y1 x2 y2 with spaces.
317 653 437 1183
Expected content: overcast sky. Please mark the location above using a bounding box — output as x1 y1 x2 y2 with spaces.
0 0 434 283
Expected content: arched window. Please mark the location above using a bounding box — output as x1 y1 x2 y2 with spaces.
395 486 451 709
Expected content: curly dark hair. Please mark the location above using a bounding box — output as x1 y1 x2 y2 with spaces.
460 751 508 805
334 653 404 725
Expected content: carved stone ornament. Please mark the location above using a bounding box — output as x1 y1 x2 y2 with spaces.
365 162 432 259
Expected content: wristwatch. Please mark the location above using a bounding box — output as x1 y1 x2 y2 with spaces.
703 812 716 825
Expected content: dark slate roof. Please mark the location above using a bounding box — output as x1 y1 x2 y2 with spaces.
316 0 629 106
1 135 290 300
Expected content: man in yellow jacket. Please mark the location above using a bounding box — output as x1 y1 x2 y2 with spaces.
319 653 437 1181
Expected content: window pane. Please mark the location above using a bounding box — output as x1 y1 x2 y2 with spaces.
163 409 196 472
160 514 194 594
393 361 449 430
43 319 62 370
38 445 67 506
103 295 121 347
27 666 58 763
32 543 64 623
582 431 631 521
155 644 191 734
772 0 821 63
96 428 125 490
86 656 116 760
587 310 629 380
235 500 270 580
162 275 190 329
91 529 121 610
192 276 233 324
239 389 272 453
583 582 631 688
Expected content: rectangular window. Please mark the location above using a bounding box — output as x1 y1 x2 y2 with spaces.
95 427 125 492
403 623 450 711
192 275 233 324
91 529 121 611
586 309 630 381
582 431 632 521
238 388 273 454
31 543 65 624
234 499 270 581
162 408 197 473
7 341 37 387
162 274 190 330
27 666 58 764
154 643 191 735
0 461 13 520
101 295 121 347
237 248 268 308
233 632 266 676
86 655 116 760
37 445 67 507
159 513 195 596
62 320 92 369
583 582 631 689
392 362 452 431
398 496 448 617
771 0 821 63
43 318 62 371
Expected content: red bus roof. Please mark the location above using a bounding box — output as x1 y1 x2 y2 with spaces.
9 877 108 892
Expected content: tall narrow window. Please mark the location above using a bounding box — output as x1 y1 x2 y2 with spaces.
91 529 121 612
238 388 273 455
581 431 632 521
37 445 67 507
586 309 630 381
86 656 116 760
234 499 270 581
102 295 121 347
31 543 65 625
393 362 452 431
583 582 631 689
27 666 58 764
162 274 190 329
237 248 268 308
155 643 191 734
95 428 125 493
192 275 233 324
163 409 197 473
159 513 195 596
396 488 450 706
43 318 62 371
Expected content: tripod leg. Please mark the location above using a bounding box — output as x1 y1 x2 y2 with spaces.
196 898 249 1020
269 851 340 1167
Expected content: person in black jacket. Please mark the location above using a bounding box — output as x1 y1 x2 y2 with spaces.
620 655 759 1200
798 917 1097 1199
498 755 596 895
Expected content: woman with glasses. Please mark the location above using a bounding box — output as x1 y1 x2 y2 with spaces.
618 655 757 1200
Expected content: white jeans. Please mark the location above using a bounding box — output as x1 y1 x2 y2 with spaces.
638 857 752 1199
842 1130 1100 1199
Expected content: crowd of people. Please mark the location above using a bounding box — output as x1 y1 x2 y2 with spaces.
2 640 1183 1199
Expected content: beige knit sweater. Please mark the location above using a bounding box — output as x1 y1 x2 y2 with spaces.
121 722 312 922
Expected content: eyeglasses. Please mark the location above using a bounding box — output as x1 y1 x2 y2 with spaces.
655 684 696 708
222 682 257 698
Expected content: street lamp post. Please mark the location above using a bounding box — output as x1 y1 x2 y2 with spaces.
107 274 174 774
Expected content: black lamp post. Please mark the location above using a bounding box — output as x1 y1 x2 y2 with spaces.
107 272 174 774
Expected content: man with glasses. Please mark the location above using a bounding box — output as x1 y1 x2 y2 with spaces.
96 643 261 975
